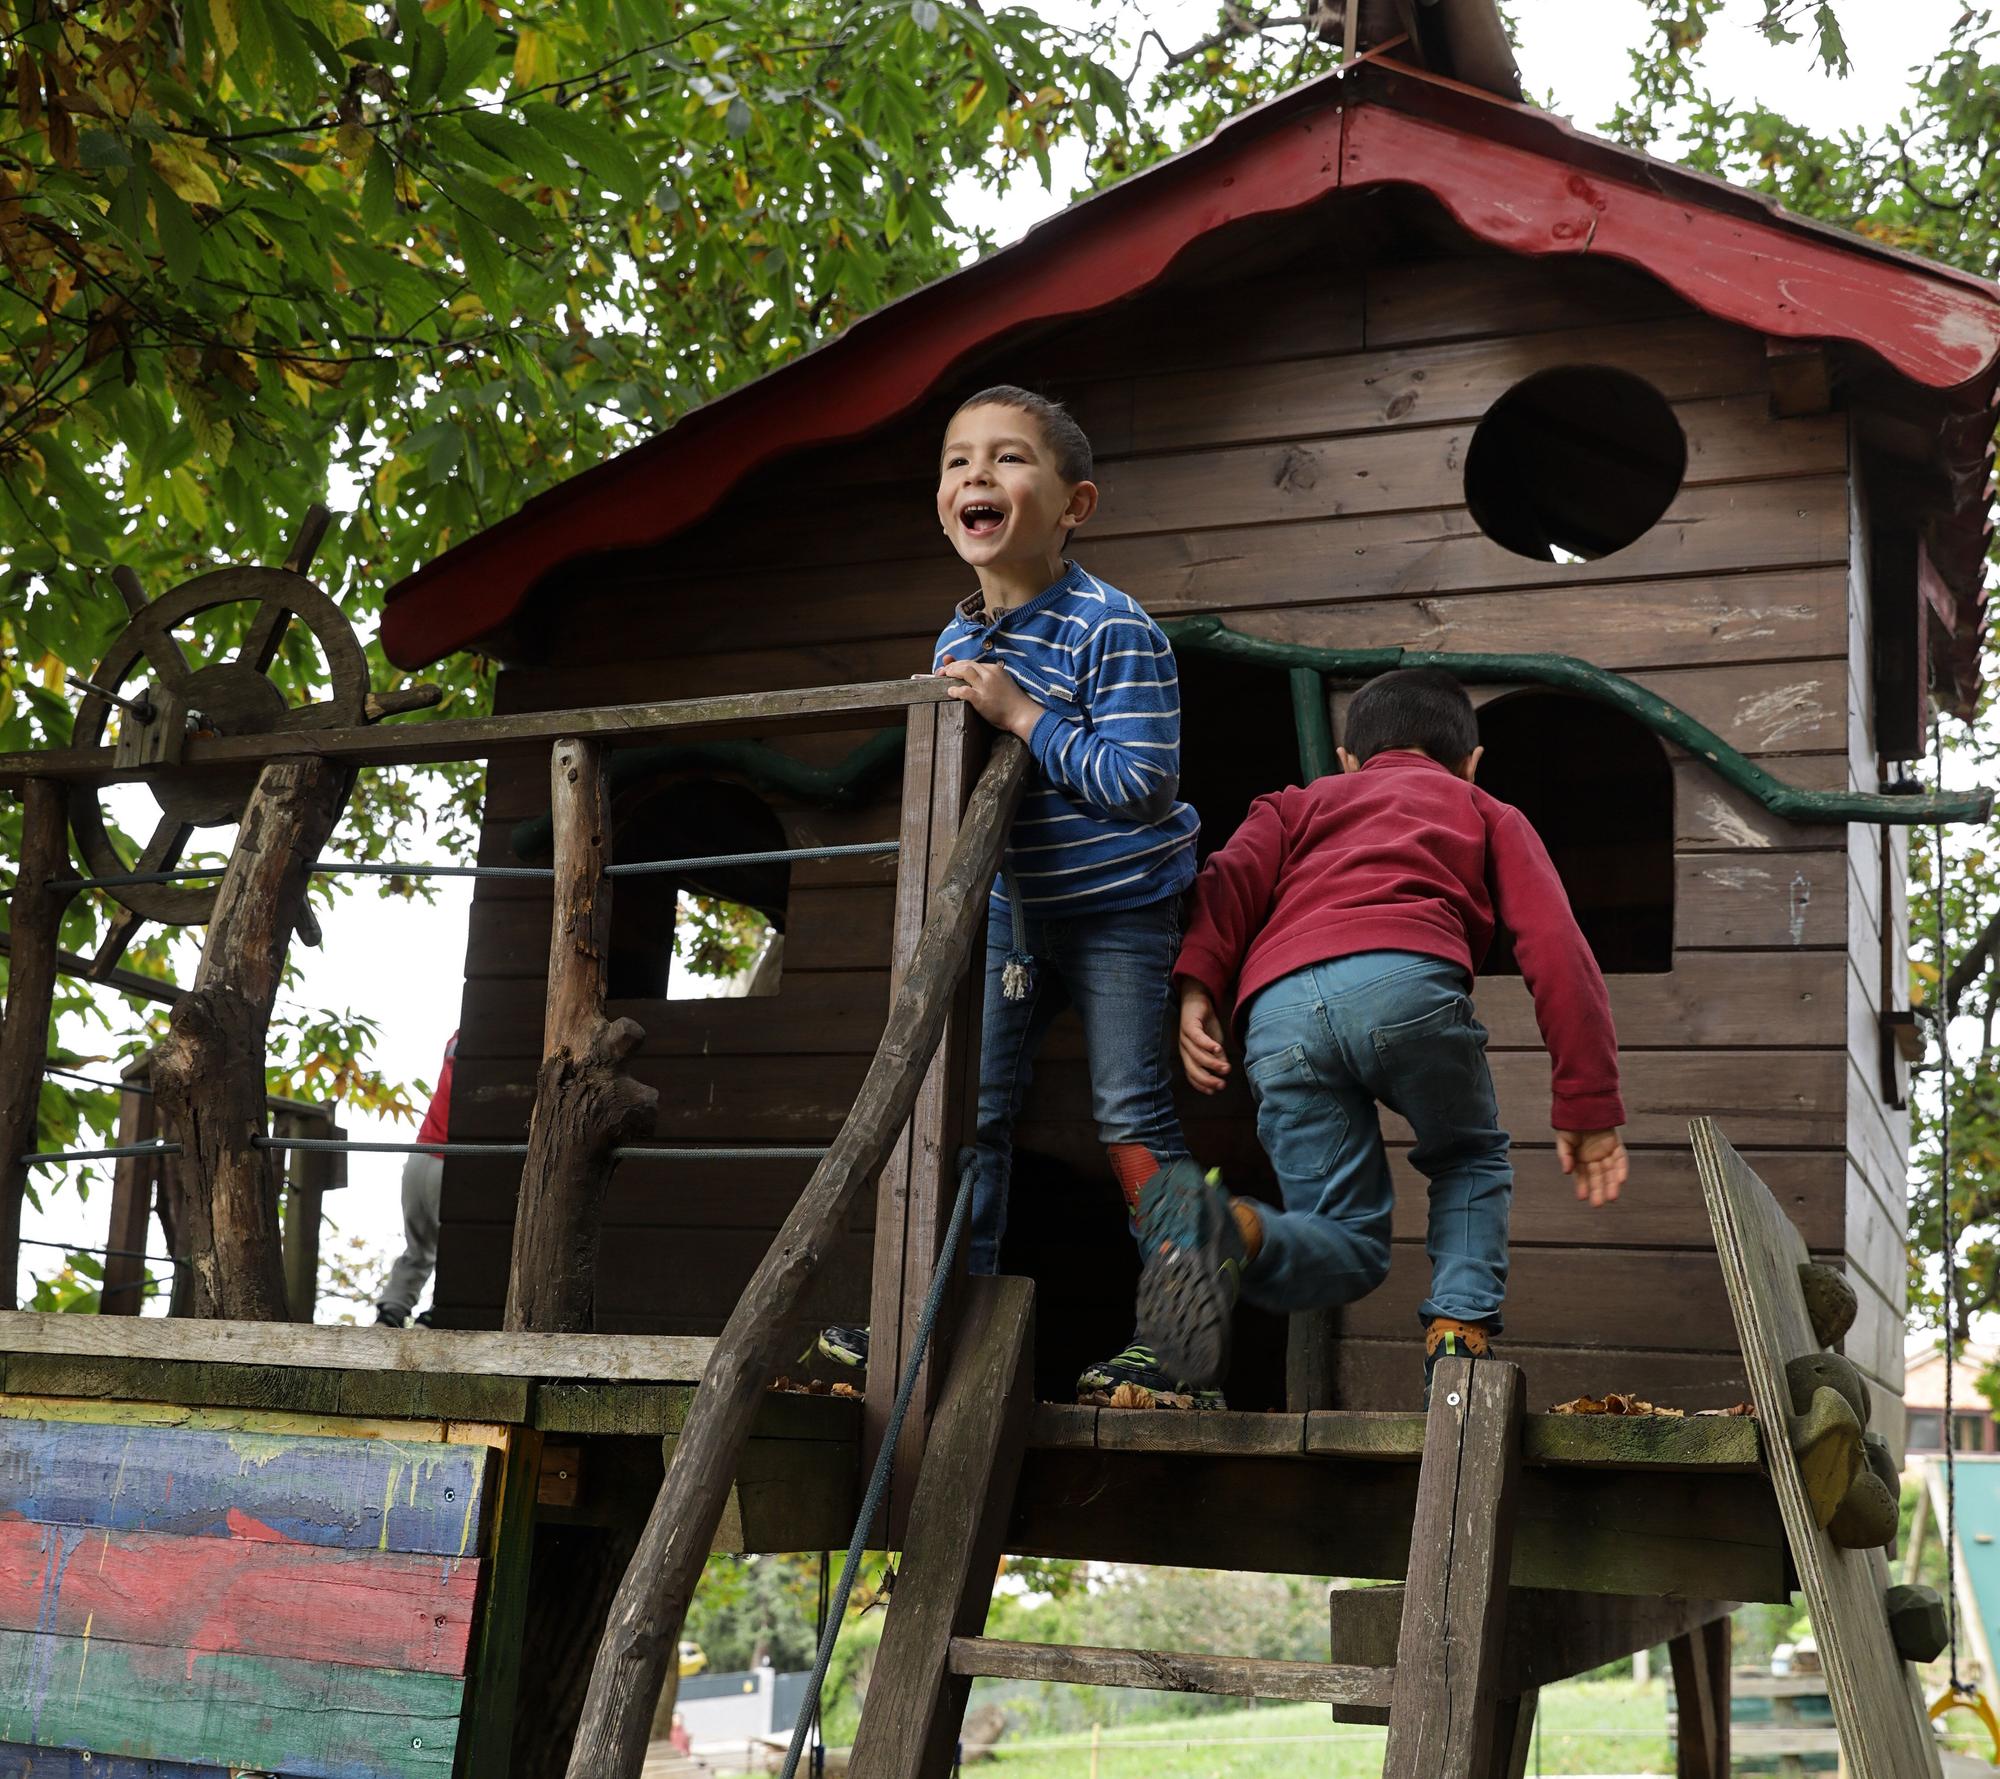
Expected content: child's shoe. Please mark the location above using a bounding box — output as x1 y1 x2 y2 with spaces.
816 1324 870 1372
1134 1159 1246 1390
1422 1316 1493 1408
1076 1342 1225 1410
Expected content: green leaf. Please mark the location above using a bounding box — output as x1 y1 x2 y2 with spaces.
403 1 449 106
438 170 543 245
146 168 205 286
456 218 510 311
460 110 573 190
516 101 647 202
438 20 501 102
361 138 398 234
725 95 752 138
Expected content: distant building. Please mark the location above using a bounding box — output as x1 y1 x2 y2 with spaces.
1904 1340 1997 1454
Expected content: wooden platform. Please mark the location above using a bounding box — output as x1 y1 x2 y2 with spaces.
0 1314 1792 1597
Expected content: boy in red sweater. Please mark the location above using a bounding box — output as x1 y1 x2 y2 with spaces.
1135 668 1628 1398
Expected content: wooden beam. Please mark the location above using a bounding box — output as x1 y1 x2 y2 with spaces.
0 930 181 1005
0 678 958 789
152 759 351 1320
1669 1614 1732 1779
101 1077 158 1315
1385 1356 1525 1776
851 1276 1036 1776
948 1636 1393 1708
1495 1690 1539 1779
0 1307 715 1380
505 738 657 1332
0 781 68 1309
564 736 1028 1779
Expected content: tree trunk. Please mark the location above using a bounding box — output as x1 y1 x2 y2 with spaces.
563 736 1027 1779
506 737 656 1333
0 779 67 1309
152 757 350 1320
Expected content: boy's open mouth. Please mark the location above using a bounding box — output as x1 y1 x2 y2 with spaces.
958 503 1005 536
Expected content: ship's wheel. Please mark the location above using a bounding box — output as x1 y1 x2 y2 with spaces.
70 505 434 976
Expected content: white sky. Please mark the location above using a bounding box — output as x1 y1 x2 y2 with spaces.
20 0 1973 1316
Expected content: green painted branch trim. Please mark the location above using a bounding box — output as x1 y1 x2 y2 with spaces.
1168 618 1992 827
1288 667 1337 782
508 728 908 863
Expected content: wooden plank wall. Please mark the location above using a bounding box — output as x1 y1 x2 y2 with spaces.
436 244 1899 1421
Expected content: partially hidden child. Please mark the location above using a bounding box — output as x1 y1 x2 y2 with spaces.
817 384 1219 1401
1138 668 1630 1402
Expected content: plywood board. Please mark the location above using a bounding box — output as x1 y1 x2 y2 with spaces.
1690 1117 1940 1777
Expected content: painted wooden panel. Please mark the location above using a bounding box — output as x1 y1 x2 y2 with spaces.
0 1520 478 1675
0 1630 459 1778
0 1748 228 1776
0 1420 489 1556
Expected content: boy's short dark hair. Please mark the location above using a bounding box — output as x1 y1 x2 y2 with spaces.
952 384 1093 484
1343 667 1480 768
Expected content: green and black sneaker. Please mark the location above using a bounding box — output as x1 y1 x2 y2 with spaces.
1076 1342 1225 1411
1422 1317 1493 1408
815 1324 870 1372
1134 1159 1245 1391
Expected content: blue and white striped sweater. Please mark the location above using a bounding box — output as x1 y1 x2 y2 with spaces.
933 561 1200 915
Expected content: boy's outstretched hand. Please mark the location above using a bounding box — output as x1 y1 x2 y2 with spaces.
936 657 1045 741
1178 983 1231 1094
1557 1128 1628 1206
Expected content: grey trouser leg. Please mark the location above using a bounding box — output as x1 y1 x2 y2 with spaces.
380 1150 443 1317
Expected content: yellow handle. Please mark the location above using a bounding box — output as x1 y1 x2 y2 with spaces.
1928 1683 2000 1763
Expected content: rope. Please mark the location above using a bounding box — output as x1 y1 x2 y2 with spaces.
17 1235 180 1267
47 840 897 894
1934 709 1965 1692
779 1150 977 1779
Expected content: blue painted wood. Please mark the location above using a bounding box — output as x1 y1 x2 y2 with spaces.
0 1744 228 1777
0 1420 489 1556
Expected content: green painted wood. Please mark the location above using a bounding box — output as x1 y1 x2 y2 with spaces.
1288 666 1337 782
531 1382 695 1435
0 1355 529 1424
457 1427 541 1779
1166 617 1991 825
0 1628 461 1777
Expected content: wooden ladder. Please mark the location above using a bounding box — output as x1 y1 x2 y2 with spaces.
851 1273 1537 1778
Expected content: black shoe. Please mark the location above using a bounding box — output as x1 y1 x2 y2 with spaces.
1422 1318 1494 1408
1134 1161 1244 1390
375 1305 408 1328
1076 1343 1225 1409
817 1324 869 1371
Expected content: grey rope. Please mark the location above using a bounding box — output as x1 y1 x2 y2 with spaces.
18 1235 181 1267
780 1149 978 1779
21 1142 182 1165
48 840 896 894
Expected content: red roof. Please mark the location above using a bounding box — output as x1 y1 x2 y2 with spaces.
381 61 2000 691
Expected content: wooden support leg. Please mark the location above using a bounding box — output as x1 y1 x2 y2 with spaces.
1384 1355 1525 1778
0 779 67 1310
1285 1306 1342 1410
100 1074 158 1315
849 1275 1034 1779
1493 1690 1539 1779
1669 1612 1732 1779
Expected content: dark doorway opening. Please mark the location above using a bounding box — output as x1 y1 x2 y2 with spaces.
1475 691 1674 975
1176 648 1316 862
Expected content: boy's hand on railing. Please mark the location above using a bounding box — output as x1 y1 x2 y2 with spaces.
1178 983 1231 1094
937 657 1045 742
1557 1127 1628 1206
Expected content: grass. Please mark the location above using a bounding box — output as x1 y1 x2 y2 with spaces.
960 1680 1669 1777
706 1678 1674 1776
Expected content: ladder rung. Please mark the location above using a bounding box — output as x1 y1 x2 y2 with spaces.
946 1636 1395 1707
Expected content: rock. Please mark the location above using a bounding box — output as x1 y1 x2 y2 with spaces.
1785 1350 1871 1427
1829 1466 1899 1550
1797 1262 1859 1349
1788 1385 1864 1529
1886 1584 1950 1664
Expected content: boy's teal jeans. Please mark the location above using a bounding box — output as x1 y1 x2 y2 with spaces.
1240 950 1512 1329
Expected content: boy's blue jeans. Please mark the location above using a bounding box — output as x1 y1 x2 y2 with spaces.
1240 950 1511 1329
968 893 1188 1277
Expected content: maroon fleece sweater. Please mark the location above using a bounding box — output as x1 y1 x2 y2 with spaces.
1174 751 1625 1131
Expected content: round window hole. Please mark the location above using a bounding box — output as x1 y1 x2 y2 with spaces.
1463 366 1687 564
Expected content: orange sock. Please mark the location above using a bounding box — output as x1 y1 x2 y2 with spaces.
1106 1143 1161 1215
1230 1197 1264 1262
1424 1316 1490 1357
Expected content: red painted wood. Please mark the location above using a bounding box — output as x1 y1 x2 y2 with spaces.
379 80 2000 671
0 1518 479 1677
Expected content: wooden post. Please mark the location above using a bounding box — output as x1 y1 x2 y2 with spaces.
505 736 657 1334
152 757 350 1321
1493 1690 1539 1779
868 700 987 1534
848 1275 1034 1777
563 737 1027 1779
100 1060 158 1315
0 779 67 1310
279 1108 336 1323
1669 1614 1732 1779
1384 1355 1525 1777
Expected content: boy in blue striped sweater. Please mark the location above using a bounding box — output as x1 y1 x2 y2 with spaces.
820 386 1210 1399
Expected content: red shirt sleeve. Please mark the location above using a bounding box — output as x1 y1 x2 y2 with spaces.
1173 793 1288 1012
1485 809 1626 1131
416 1031 457 1152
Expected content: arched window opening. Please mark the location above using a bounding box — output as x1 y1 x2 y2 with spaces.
1464 367 1687 564
1475 691 1673 975
607 779 789 1000
1177 647 1315 864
